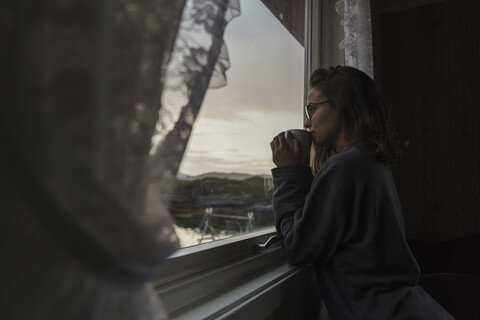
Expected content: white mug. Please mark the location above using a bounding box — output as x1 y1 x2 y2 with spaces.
284 129 311 164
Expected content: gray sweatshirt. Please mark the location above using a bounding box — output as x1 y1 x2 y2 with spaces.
272 147 453 319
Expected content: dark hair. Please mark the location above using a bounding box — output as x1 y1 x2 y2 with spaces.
309 66 402 174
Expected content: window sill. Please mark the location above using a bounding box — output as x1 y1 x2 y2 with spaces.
163 263 315 319
153 228 311 318
154 232 319 319
153 228 277 286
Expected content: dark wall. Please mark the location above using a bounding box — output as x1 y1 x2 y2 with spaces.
380 0 480 242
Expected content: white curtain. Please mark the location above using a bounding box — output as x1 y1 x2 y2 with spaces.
0 0 239 319
336 0 374 78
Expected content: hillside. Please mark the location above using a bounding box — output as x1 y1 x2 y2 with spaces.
169 174 275 229
177 171 271 181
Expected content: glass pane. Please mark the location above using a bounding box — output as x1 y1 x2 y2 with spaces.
172 0 304 247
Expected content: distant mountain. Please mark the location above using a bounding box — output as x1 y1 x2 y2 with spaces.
177 171 271 181
176 172 192 180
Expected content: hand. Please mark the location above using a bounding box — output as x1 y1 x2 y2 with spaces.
270 132 302 167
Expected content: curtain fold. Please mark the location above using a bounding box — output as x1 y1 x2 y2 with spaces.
147 0 240 212
0 0 239 319
336 0 374 78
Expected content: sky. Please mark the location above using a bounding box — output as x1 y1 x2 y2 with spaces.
178 0 304 176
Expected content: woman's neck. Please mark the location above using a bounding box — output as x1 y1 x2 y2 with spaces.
334 132 352 154
337 144 352 153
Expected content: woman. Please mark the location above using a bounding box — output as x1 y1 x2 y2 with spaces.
270 66 453 319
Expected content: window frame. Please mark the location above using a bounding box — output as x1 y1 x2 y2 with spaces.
153 228 277 287
153 1 322 318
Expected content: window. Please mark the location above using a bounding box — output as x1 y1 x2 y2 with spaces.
170 0 305 247
154 1 324 318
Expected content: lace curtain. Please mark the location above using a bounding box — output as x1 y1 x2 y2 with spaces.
0 0 239 319
336 0 374 78
147 0 240 215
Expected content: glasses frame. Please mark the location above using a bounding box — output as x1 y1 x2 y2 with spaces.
304 100 329 120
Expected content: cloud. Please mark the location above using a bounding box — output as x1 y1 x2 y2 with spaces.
196 0 304 122
179 152 273 176
186 149 210 155
176 0 305 177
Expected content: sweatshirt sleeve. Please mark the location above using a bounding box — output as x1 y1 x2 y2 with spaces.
272 159 357 265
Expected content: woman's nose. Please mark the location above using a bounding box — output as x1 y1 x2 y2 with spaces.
304 118 311 128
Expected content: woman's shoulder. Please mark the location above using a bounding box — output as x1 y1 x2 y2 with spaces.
323 146 385 176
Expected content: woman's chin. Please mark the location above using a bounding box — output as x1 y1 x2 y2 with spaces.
311 135 334 148
313 141 335 149
312 139 327 148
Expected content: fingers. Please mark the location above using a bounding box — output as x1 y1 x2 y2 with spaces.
285 132 301 154
291 135 300 153
277 132 287 148
270 132 286 151
270 131 305 168
272 132 302 152
270 134 280 151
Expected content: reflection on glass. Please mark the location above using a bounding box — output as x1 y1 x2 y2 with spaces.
171 0 304 247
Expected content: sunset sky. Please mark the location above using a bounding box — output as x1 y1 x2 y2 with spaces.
178 0 304 176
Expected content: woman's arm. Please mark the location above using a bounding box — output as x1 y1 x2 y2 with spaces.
272 159 355 265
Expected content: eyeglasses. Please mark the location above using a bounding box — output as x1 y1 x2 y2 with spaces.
304 100 329 120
